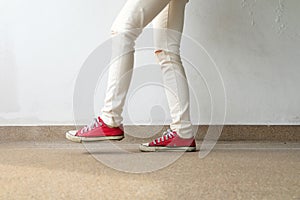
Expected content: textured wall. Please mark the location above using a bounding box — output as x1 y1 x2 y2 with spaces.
0 0 299 125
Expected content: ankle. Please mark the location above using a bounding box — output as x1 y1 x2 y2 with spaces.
176 132 194 140
106 124 115 128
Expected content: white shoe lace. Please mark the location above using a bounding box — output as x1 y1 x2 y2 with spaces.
80 118 103 134
152 129 175 145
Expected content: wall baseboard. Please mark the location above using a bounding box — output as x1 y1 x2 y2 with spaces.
0 125 299 142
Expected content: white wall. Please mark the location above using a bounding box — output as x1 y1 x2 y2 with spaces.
0 0 299 125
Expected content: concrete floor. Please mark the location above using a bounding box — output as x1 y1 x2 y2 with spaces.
0 140 299 200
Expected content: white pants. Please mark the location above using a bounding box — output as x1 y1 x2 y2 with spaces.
100 0 193 138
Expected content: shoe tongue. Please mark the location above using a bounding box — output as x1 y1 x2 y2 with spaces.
163 129 173 136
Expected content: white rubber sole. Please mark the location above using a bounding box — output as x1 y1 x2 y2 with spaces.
65 131 124 143
139 144 196 152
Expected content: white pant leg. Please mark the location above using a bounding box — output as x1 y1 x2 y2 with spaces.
153 0 193 138
100 0 170 127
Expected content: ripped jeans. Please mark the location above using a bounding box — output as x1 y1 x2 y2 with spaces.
100 0 193 138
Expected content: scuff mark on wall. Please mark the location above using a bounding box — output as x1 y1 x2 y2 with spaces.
241 0 257 27
240 0 296 37
274 0 288 35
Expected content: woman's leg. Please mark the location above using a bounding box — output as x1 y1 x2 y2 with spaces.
152 0 193 138
100 0 171 127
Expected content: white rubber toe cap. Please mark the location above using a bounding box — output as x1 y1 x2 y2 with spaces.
141 143 150 147
65 130 82 143
67 130 78 136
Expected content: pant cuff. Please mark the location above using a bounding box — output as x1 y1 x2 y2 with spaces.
170 126 194 139
99 113 121 127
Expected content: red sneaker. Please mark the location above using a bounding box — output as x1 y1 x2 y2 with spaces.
139 129 196 152
65 117 124 143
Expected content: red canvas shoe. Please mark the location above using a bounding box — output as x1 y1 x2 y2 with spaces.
139 129 196 152
65 117 124 143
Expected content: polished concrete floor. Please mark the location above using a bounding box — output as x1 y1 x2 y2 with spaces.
0 140 299 200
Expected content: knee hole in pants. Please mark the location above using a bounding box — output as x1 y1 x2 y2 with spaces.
154 49 182 65
111 30 118 36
